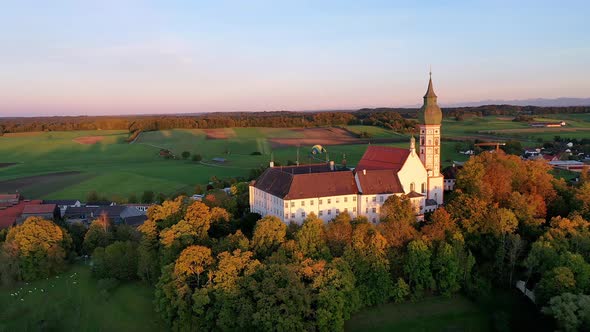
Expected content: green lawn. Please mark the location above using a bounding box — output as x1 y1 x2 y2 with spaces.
345 125 407 138
345 295 490 332
0 264 163 332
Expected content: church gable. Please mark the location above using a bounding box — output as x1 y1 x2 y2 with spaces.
355 146 410 171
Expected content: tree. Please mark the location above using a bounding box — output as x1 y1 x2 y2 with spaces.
296 213 330 260
542 293 590 332
137 219 160 283
141 190 155 203
404 240 434 296
92 241 138 280
128 193 138 203
181 151 190 160
325 213 353 257
378 195 418 248
67 221 88 255
575 182 590 219
536 266 577 305
2 217 72 281
432 242 460 296
86 191 99 202
422 207 457 243
174 245 214 288
192 154 202 162
251 216 287 258
83 215 113 254
392 278 410 303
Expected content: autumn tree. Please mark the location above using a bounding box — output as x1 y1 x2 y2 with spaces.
251 216 287 258
378 195 418 248
325 212 353 257
2 217 73 281
137 219 160 283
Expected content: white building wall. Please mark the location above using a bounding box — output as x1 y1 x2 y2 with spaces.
284 194 358 224
397 150 429 195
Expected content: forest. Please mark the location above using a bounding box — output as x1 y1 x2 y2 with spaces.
1 152 590 331
1 105 589 135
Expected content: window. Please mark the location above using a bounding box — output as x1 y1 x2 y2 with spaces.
336 199 339 203
372 218 376 223
428 140 432 145
327 199 331 204
353 196 357 201
301 212 305 217
319 199 323 205
410 182 415 192
336 209 340 214
285 213 288 218
344 208 348 212
310 200 314 206
285 203 288 208
301 201 305 207
365 208 369 213
365 197 368 203
327 210 332 215
291 213 295 219
291 202 295 207
319 211 323 216
353 207 357 212
372 197 376 202
421 182 426 193
380 196 384 202
372 208 376 213
344 197 348 203
435 138 439 146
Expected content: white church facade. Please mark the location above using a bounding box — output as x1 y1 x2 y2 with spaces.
249 74 444 224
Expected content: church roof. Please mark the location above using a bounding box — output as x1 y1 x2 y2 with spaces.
253 167 357 200
355 146 410 171
418 73 443 125
356 169 404 194
442 165 462 179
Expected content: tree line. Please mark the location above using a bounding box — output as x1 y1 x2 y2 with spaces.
2 105 588 136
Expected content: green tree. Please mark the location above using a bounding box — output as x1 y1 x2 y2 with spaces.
181 151 190 160
325 212 353 257
378 195 418 248
141 190 155 203
542 293 590 332
392 277 410 303
83 215 113 254
67 221 87 255
92 241 138 280
536 266 577 305
137 219 160 283
251 216 287 258
432 242 460 296
128 193 138 203
404 240 434 296
86 191 99 202
296 213 331 260
192 154 202 162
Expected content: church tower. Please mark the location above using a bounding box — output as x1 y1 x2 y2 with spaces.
418 72 444 205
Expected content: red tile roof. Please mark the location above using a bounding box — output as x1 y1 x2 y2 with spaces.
356 169 404 194
0 200 42 229
253 168 357 200
355 146 410 171
0 193 20 202
22 204 57 215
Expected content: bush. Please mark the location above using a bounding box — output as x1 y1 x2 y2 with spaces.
192 154 202 162
251 151 262 155
181 151 190 159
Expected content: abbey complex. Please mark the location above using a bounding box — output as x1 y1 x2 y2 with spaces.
250 75 444 223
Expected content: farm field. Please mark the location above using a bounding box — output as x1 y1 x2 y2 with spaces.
0 263 163 332
1 114 589 200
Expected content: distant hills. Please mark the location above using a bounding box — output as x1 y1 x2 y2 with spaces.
443 97 590 108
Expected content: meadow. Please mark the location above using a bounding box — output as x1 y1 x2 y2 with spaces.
0 263 163 332
0 113 589 200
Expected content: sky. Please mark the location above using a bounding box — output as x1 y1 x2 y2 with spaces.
0 0 589 116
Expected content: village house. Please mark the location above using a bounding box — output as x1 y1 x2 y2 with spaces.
19 204 59 222
43 199 82 217
250 74 444 223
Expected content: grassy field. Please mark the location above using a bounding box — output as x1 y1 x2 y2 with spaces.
0 114 588 200
0 264 163 332
345 295 490 332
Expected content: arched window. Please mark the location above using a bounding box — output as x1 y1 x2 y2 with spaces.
421 182 426 193
435 138 439 146
410 182 415 192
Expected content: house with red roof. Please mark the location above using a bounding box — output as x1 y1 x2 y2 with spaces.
250 74 444 223
19 204 59 222
0 199 43 229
